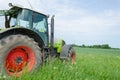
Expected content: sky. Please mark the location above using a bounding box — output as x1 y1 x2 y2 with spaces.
0 0 120 48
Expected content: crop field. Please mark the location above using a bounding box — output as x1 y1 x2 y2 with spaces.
7 47 120 80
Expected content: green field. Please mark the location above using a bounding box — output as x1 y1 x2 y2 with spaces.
7 47 120 80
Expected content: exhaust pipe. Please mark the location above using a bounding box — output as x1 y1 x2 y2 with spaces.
50 15 55 48
50 15 56 56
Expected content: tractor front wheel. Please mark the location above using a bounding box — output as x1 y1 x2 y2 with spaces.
60 45 76 63
0 35 43 77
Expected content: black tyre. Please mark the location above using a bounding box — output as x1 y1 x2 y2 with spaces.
0 34 43 77
60 45 76 63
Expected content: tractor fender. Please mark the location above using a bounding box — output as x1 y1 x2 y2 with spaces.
60 44 73 59
0 27 44 48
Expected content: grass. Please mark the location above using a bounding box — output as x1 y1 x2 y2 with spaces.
75 47 120 80
5 47 120 80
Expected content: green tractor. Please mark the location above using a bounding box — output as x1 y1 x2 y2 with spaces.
0 3 76 77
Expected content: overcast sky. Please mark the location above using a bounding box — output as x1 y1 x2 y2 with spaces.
0 0 120 48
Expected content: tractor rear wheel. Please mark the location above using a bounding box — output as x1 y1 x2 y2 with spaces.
0 34 43 77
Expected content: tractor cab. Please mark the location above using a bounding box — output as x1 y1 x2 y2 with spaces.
0 4 48 46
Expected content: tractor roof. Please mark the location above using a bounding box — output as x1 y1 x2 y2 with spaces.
0 3 48 17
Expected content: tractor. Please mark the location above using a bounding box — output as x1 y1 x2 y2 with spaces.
0 3 76 77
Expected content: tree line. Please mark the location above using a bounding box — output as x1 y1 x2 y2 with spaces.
73 44 111 49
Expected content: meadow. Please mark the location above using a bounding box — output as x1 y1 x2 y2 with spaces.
7 47 120 80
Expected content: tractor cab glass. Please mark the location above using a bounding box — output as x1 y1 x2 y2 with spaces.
15 9 32 28
16 8 48 46
15 9 48 32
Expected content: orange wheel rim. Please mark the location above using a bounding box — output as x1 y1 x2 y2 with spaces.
4 46 35 77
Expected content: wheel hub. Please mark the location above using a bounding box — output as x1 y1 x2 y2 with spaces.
15 57 23 64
